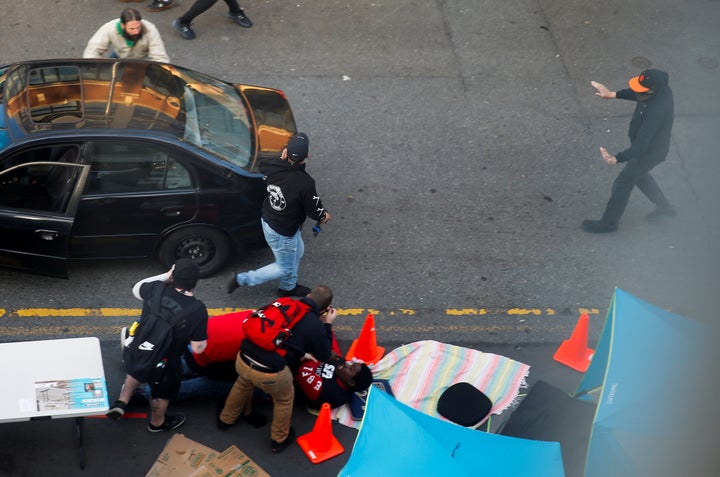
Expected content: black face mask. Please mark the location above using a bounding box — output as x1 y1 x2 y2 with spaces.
636 91 654 102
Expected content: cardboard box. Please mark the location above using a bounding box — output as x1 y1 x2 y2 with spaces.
145 433 219 477
189 444 270 477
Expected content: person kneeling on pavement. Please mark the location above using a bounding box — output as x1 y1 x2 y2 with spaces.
135 311 266 427
218 285 338 453
106 259 208 432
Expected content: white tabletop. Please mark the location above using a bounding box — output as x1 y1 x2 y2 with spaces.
0 337 109 422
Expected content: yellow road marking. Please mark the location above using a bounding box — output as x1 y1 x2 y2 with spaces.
0 323 574 338
0 307 600 318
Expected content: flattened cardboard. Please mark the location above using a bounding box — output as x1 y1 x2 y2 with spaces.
145 433 219 477
189 444 270 477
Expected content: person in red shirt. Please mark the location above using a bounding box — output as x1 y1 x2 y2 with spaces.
295 358 373 409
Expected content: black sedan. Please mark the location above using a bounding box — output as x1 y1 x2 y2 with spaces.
0 59 297 277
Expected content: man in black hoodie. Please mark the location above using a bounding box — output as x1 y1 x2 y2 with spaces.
583 69 675 233
227 133 331 296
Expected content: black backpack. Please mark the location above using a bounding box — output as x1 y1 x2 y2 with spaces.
122 282 175 382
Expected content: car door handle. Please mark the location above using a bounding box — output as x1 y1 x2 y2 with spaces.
161 206 183 217
35 230 60 241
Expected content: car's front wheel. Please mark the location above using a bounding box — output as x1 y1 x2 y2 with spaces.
158 226 230 278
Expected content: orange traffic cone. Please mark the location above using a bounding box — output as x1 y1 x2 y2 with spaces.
297 403 344 464
345 313 385 365
553 313 594 372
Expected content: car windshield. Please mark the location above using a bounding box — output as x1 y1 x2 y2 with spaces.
169 66 255 170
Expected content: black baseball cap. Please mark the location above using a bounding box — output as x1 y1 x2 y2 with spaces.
629 70 655 93
173 258 199 290
287 133 309 162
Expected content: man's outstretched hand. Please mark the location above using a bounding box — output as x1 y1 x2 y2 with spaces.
591 81 615 99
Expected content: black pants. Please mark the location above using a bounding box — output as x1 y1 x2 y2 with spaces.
600 157 670 226
179 0 243 24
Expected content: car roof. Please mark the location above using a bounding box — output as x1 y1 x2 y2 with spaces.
0 59 228 140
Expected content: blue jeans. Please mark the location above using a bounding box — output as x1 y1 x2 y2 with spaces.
142 376 234 401
142 355 234 401
235 219 304 291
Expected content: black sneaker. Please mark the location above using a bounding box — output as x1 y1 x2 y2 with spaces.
243 411 267 428
227 272 240 294
173 19 196 40
106 400 127 421
216 415 232 431
147 413 186 432
645 205 676 221
278 284 311 297
581 220 618 234
216 399 233 430
271 427 295 453
228 10 253 28
147 0 175 12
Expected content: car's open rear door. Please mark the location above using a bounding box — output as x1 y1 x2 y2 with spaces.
0 162 89 278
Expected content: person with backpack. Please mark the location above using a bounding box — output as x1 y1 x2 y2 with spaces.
218 285 338 453
107 258 209 432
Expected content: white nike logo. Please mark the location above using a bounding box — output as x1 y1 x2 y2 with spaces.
138 341 155 351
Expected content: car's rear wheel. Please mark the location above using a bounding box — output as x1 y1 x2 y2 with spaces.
158 226 230 278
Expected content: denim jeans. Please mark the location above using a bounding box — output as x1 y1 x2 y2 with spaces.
235 219 304 291
141 354 234 401
143 376 233 401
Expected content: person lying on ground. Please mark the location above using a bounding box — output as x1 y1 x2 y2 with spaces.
295 357 373 409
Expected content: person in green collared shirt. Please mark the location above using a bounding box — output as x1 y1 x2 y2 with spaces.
83 8 170 63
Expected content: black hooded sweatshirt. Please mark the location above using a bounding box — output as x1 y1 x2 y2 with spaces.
259 157 328 236
614 69 674 164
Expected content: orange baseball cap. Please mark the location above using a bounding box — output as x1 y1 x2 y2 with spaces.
628 70 653 93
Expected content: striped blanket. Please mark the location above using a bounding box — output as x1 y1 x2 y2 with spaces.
331 340 530 428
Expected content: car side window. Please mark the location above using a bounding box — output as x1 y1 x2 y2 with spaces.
86 143 192 194
0 145 80 213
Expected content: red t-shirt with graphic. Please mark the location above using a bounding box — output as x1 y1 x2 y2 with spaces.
295 359 351 408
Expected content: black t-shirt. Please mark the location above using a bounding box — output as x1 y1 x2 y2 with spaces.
139 281 208 366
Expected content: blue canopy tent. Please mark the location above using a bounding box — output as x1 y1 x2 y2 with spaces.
338 387 565 477
575 288 718 477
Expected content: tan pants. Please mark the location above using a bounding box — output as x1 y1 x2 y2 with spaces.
220 354 294 443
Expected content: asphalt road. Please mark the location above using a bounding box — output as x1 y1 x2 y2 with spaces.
1 0 719 475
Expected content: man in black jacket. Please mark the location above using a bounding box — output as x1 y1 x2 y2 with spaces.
583 69 675 233
218 285 338 453
227 133 331 296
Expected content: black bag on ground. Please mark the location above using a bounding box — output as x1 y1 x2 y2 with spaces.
122 282 174 383
437 382 493 428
